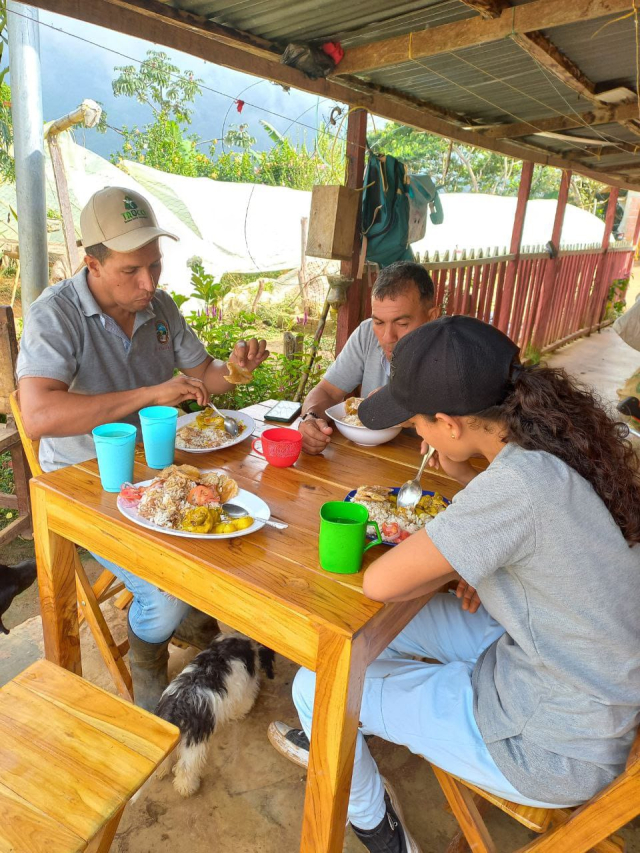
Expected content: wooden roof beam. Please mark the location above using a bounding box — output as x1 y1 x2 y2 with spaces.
460 0 598 101
461 1 640 143
18 0 640 191
479 101 640 139
336 0 632 76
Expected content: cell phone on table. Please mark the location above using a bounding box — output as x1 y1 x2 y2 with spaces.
264 400 302 423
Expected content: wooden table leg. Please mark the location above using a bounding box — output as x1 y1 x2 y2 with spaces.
31 483 82 675
300 628 367 853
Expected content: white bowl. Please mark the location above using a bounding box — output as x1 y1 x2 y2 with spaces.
325 402 402 447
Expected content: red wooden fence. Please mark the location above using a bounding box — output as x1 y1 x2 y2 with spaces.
420 241 634 356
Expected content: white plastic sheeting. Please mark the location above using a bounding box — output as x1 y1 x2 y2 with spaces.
412 193 607 258
2 137 613 296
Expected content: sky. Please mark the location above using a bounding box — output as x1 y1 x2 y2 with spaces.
7 7 341 160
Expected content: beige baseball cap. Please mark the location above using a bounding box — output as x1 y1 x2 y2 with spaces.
80 186 178 252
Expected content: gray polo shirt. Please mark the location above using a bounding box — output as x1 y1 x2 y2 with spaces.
16 269 207 471
324 318 390 397
427 443 640 805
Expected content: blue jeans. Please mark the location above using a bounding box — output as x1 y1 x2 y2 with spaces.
92 553 190 644
293 593 565 831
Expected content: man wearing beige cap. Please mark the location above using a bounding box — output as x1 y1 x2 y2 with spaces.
16 186 269 710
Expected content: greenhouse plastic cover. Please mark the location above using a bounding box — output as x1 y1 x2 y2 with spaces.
0 136 610 296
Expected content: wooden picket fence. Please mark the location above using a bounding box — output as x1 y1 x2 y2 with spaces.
417 241 635 355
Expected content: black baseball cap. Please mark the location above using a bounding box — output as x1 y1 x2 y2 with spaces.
359 315 520 429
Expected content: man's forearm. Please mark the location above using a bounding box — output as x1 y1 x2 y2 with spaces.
201 357 235 396
302 385 343 420
24 387 156 440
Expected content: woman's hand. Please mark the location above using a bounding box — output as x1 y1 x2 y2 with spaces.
421 441 478 485
455 579 482 613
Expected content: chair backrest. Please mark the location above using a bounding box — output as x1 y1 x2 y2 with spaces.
9 390 42 477
0 305 18 415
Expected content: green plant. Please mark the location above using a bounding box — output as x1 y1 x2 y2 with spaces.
605 277 630 320
178 263 331 407
523 345 542 365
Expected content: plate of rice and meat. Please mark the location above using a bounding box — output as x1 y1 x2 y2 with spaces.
175 407 255 453
345 485 449 545
117 464 270 539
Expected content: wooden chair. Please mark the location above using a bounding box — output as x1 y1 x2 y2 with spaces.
10 389 134 701
431 726 640 853
0 305 33 544
0 658 178 853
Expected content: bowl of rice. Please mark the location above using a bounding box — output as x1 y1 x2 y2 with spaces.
325 398 403 447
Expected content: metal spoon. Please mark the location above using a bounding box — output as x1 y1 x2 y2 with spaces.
222 502 288 530
397 446 436 509
208 402 240 437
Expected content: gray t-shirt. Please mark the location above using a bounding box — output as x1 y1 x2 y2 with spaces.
16 269 207 471
427 443 640 805
324 318 389 397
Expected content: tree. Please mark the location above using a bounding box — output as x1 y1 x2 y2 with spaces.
108 48 347 190
367 122 599 209
111 50 210 176
0 0 13 184
112 50 202 124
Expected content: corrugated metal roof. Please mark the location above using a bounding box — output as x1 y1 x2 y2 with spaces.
178 0 474 46
366 40 591 124
162 0 640 185
543 13 637 90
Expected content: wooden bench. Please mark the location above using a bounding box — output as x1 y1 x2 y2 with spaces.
0 658 179 852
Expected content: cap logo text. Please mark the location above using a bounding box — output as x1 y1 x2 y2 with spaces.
122 195 148 223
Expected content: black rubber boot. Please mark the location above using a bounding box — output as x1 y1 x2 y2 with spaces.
172 607 220 651
127 621 170 713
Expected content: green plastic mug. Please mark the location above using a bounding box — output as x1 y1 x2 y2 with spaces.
318 501 383 574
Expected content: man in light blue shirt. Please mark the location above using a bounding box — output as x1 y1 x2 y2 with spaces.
298 262 439 454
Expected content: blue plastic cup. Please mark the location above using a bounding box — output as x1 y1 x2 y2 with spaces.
92 422 137 493
139 406 178 469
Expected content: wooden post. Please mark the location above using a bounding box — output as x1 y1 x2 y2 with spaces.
531 169 572 350
336 109 368 355
298 216 309 314
589 186 620 330
497 161 533 334
48 135 80 275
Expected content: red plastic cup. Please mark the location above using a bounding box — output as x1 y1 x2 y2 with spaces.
252 427 302 468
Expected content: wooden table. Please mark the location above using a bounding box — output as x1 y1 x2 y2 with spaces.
30 400 462 853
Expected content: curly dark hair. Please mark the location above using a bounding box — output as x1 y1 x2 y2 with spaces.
471 364 640 544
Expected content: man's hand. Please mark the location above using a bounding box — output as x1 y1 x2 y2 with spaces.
229 338 269 373
151 374 209 407
299 417 333 455
455 579 482 613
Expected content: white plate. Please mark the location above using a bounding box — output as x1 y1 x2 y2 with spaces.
175 409 255 453
117 481 270 539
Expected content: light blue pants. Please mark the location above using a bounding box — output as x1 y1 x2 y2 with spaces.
92 553 190 644
293 593 560 831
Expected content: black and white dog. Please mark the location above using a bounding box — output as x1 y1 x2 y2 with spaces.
0 560 37 634
155 632 275 796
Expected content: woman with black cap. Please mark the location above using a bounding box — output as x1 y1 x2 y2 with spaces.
269 315 640 853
